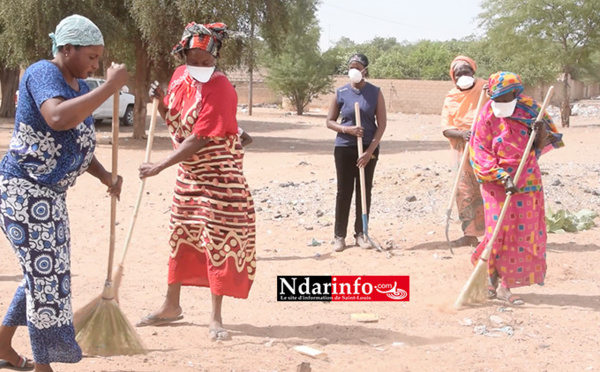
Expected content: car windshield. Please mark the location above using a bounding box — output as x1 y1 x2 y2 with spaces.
86 79 104 91
87 80 98 90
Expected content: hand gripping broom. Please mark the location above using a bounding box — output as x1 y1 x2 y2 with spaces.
444 89 486 254
74 89 146 356
112 97 159 302
454 86 554 308
354 102 383 252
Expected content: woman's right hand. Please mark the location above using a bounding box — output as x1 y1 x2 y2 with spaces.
346 126 364 137
139 162 162 179
502 176 518 194
106 63 129 90
149 80 165 101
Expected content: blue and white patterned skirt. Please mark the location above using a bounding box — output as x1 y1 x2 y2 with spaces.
0 175 82 364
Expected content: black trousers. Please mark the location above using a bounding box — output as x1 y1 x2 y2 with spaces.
334 146 379 238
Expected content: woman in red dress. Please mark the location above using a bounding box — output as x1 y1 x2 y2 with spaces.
136 22 255 341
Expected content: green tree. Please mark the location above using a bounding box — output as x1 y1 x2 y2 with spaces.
0 0 289 136
479 0 600 127
0 21 19 118
264 0 335 115
0 0 79 118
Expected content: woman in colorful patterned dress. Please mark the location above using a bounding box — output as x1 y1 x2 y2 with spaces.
135 22 256 341
469 71 564 305
0 15 127 372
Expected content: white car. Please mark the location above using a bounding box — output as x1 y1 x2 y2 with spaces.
85 78 135 126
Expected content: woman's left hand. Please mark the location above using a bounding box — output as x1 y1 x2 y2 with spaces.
357 151 372 168
101 172 123 200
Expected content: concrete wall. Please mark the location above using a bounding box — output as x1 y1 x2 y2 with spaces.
233 75 600 115
313 77 455 114
233 76 455 114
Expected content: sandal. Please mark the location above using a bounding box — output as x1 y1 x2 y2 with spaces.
487 272 498 299
0 355 34 371
499 294 524 305
497 287 524 305
135 314 184 327
209 327 231 341
487 285 497 299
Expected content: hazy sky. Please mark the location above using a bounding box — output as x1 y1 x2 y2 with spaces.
317 0 484 51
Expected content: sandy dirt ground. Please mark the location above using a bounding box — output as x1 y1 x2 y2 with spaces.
1 102 600 372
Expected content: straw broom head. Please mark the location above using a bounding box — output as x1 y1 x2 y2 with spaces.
454 259 489 308
74 283 146 356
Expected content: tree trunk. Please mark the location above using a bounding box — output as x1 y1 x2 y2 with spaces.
248 69 253 116
247 20 254 116
560 68 571 128
0 66 20 118
295 97 304 116
132 41 151 139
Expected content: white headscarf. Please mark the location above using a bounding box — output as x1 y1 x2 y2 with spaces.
49 14 104 56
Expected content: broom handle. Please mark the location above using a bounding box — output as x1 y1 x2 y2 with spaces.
107 91 120 282
354 103 368 220
119 98 159 265
445 88 486 213
479 86 554 261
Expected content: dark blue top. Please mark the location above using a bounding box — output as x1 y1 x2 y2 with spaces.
0 60 96 193
334 82 380 147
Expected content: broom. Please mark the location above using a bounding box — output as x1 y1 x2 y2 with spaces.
112 97 159 303
73 87 146 356
354 102 383 252
444 88 486 254
454 86 554 308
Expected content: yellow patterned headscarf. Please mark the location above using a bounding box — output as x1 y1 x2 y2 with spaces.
487 71 564 154
488 71 524 100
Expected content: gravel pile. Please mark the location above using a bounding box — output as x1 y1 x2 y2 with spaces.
250 162 600 235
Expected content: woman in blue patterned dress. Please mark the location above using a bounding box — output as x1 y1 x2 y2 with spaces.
0 15 128 372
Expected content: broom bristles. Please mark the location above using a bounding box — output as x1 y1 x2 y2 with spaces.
75 297 146 356
73 294 102 326
454 259 488 308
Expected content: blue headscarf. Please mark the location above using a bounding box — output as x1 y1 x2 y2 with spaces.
49 15 104 56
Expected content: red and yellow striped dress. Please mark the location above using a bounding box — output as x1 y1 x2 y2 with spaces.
163 65 255 298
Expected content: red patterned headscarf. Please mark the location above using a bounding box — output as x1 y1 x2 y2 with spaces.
172 22 228 57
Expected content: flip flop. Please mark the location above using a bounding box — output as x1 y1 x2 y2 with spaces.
135 314 184 327
487 285 497 299
209 328 231 341
497 293 524 306
0 355 34 371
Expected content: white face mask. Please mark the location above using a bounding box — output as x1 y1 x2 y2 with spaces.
491 98 518 118
456 75 475 90
187 65 215 83
348 68 364 84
